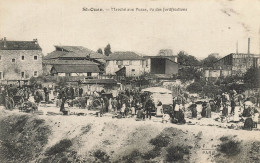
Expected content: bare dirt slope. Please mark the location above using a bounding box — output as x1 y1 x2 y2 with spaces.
0 106 260 163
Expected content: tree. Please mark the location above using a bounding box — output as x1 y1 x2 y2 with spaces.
201 54 219 68
243 67 260 89
177 67 203 82
177 51 200 66
104 44 112 56
97 48 103 54
186 81 204 93
56 77 69 88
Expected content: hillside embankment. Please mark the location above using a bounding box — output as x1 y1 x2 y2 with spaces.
0 107 260 163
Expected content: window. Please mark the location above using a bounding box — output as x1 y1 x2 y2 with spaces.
116 60 123 65
87 72 92 76
0 72 2 79
12 59 16 63
34 71 38 77
34 56 38 60
129 60 132 65
132 69 135 72
21 56 24 60
21 72 25 78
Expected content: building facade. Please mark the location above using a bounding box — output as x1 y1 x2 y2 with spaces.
213 53 260 76
105 51 146 77
0 38 43 82
144 49 178 76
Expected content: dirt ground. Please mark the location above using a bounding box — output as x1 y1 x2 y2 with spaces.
0 105 260 163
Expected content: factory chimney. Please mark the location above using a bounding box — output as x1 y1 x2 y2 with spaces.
248 38 250 54
236 41 238 54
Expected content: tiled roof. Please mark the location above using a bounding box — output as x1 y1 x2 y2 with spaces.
0 39 42 50
54 46 105 59
106 51 145 60
43 59 99 65
44 51 67 59
52 65 100 73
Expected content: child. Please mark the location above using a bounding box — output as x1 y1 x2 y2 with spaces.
121 103 126 117
253 112 259 128
131 106 136 117
162 113 170 123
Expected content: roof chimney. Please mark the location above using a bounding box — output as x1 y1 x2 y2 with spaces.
3 37 7 48
248 38 250 54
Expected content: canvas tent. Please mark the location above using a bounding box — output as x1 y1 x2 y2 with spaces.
141 87 173 105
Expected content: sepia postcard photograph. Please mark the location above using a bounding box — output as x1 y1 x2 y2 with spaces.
0 0 260 162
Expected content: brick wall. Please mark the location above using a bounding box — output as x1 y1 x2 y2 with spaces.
0 50 43 80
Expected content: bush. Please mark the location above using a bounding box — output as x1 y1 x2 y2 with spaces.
45 139 73 156
219 136 229 142
150 134 171 148
166 145 190 162
0 115 51 162
219 140 240 156
142 147 161 160
94 149 110 162
121 149 142 163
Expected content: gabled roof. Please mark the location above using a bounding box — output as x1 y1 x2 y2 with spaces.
0 39 42 50
106 51 145 60
51 65 100 73
43 59 99 65
54 45 105 59
143 56 178 64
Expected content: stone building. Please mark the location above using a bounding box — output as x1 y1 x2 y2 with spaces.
0 37 43 82
105 51 146 77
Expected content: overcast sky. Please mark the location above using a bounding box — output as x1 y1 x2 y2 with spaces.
0 0 259 59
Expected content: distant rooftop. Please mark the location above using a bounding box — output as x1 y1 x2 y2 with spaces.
0 37 42 50
157 49 175 56
54 45 105 59
106 51 145 60
43 59 99 65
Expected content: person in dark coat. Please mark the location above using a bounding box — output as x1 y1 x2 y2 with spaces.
145 97 154 120
178 108 186 124
215 96 221 113
136 107 145 120
70 87 74 99
79 88 83 97
60 91 67 112
230 96 235 114
201 102 207 118
222 103 228 117
34 91 41 104
190 103 197 118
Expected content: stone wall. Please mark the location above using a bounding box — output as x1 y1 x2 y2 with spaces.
0 50 43 80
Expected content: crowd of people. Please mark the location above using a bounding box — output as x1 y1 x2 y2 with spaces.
0 84 259 130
